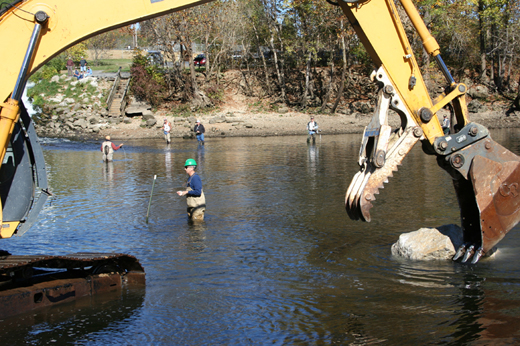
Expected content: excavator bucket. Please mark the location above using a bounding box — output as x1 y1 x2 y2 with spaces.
348 123 520 263
441 137 520 263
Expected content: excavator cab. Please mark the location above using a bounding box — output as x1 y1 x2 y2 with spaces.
0 100 49 239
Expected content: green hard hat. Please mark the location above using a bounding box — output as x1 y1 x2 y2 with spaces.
184 158 197 167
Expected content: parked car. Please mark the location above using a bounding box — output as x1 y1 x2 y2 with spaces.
231 51 243 60
194 54 206 67
147 50 164 66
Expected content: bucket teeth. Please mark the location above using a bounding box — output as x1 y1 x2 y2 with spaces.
453 244 467 261
461 245 475 263
453 244 485 264
471 247 484 264
346 130 418 223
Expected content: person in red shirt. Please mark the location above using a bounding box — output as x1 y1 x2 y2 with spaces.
101 135 123 162
66 57 74 77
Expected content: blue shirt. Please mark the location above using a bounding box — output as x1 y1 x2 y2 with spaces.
187 174 203 196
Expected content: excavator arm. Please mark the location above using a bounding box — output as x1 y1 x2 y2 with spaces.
339 0 520 263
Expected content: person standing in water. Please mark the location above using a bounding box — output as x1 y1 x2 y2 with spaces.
162 118 172 144
177 158 205 221
101 135 123 162
194 120 205 145
307 116 318 143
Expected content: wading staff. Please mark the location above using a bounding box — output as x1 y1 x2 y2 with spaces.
146 175 157 223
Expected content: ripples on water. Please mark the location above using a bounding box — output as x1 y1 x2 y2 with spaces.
1 130 520 345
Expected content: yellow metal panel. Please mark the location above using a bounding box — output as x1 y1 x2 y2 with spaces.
338 0 442 142
0 0 212 103
0 222 19 238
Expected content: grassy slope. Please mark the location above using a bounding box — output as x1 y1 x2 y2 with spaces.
91 59 132 73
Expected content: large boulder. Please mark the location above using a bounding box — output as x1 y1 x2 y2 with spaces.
225 116 243 123
73 118 89 129
278 106 289 114
391 224 464 261
78 76 96 85
48 94 64 103
209 116 225 124
128 98 151 109
468 100 487 113
351 101 372 114
126 106 150 116
58 98 76 107
468 85 490 99
142 113 155 121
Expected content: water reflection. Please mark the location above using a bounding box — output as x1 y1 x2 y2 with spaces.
1 130 519 344
185 221 207 252
103 161 114 182
164 149 172 180
307 142 319 182
196 144 205 166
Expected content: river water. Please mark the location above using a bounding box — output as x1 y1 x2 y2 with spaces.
1 129 520 345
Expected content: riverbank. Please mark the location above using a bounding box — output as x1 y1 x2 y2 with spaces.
61 106 520 142
31 71 520 141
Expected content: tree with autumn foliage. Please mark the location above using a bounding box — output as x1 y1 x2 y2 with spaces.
56 0 520 112
130 50 165 107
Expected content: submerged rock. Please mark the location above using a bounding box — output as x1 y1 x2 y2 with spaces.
391 224 464 261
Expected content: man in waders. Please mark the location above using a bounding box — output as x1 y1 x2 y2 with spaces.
307 116 318 143
162 118 171 144
194 120 205 145
101 135 124 162
176 158 205 221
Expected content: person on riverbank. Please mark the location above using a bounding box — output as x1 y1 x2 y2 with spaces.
177 158 205 221
162 118 171 144
80 57 87 72
307 116 318 143
66 57 74 77
442 114 450 135
85 67 93 77
101 135 123 162
73 69 82 80
194 120 205 145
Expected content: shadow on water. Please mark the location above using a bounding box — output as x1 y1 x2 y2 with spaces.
0 288 145 345
1 130 520 344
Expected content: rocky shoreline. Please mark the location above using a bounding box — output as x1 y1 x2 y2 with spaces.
31 74 520 141
34 105 520 142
